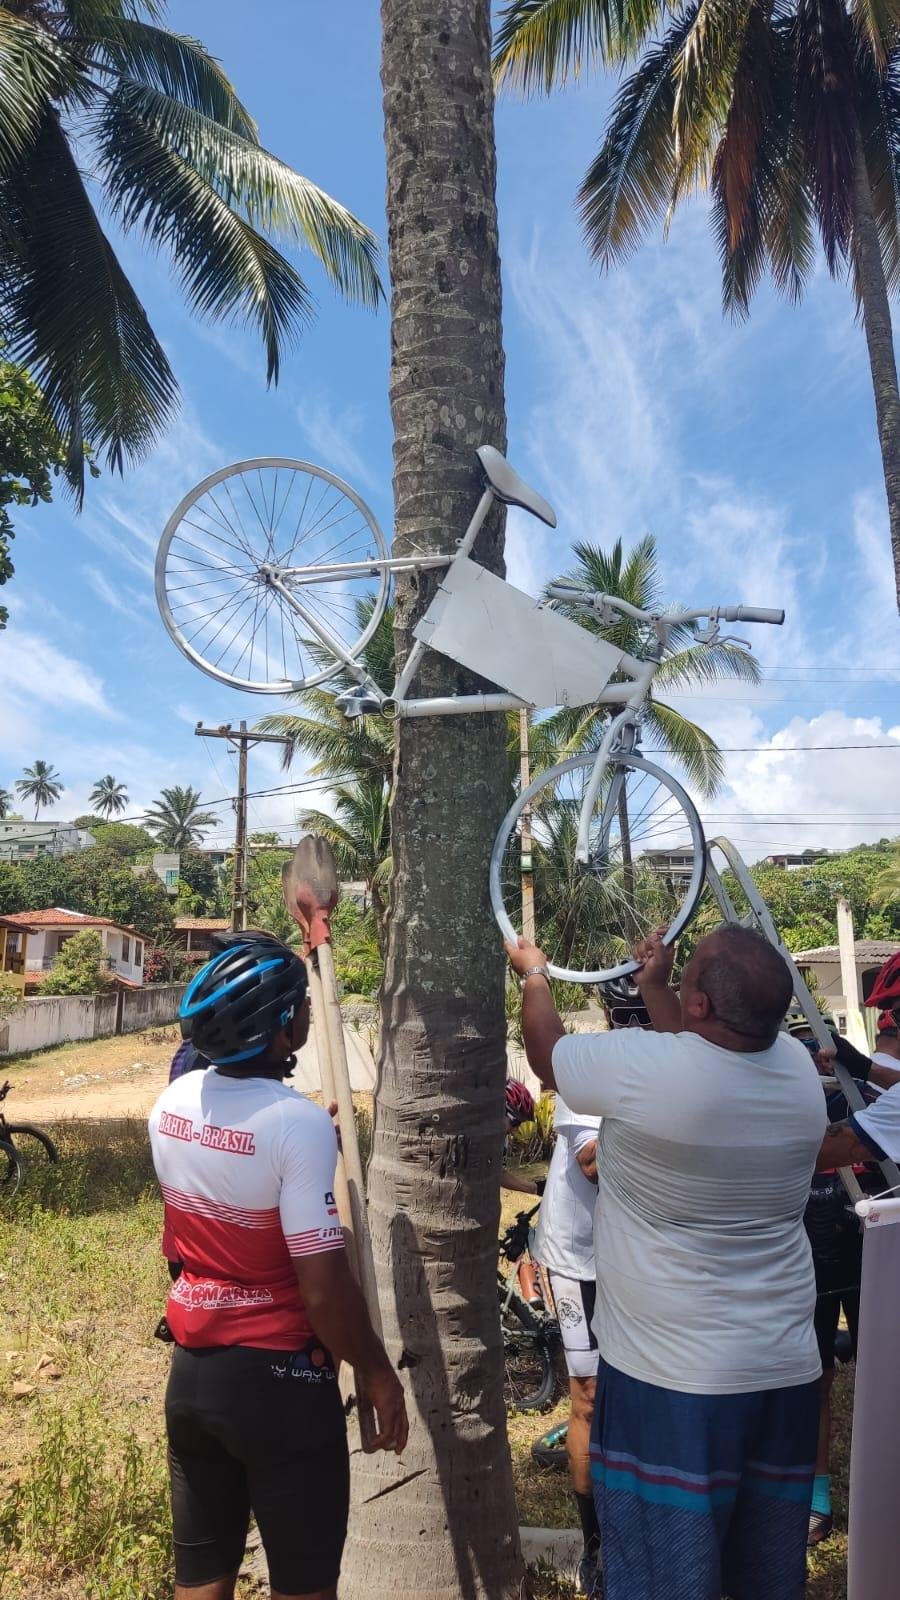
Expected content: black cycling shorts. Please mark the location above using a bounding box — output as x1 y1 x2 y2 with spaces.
165 1342 349 1592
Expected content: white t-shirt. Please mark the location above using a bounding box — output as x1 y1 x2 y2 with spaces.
149 1070 344 1349
534 1096 601 1280
553 1027 826 1395
852 1080 900 1163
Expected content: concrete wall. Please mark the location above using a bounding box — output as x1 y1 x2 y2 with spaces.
0 984 185 1057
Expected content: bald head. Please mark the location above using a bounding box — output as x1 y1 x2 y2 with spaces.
681 924 794 1048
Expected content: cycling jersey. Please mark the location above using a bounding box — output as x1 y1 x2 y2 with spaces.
149 1070 344 1350
534 1096 601 1280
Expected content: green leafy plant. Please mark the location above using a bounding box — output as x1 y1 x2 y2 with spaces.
0 357 69 627
0 971 23 1021
41 930 114 996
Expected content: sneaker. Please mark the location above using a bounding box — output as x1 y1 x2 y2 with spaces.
577 1546 601 1596
807 1510 834 1546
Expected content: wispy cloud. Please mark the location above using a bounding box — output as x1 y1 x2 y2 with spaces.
0 628 119 719
295 399 378 492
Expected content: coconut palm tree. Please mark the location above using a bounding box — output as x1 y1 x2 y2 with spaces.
16 760 63 818
494 0 900 611
0 788 11 819
340 3 522 1594
89 775 128 819
539 533 760 792
0 0 382 497
145 785 216 849
258 597 394 789
874 845 900 907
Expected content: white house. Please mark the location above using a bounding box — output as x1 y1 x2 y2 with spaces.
0 908 146 991
794 939 900 1037
0 820 96 863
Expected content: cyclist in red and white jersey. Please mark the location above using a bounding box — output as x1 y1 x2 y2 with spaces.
149 931 406 1600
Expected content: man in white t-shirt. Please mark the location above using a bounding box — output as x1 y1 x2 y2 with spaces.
506 922 825 1600
534 1095 602 1589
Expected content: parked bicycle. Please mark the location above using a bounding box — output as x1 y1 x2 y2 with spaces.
156 448 784 983
0 1080 59 1196
498 1202 562 1412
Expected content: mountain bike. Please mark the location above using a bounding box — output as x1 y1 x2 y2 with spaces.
156 449 783 981
498 1203 562 1412
0 1080 59 1192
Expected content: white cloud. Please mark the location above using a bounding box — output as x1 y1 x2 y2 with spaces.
295 399 378 492
83 565 155 619
0 629 118 719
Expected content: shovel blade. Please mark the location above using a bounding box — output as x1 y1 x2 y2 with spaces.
282 836 339 946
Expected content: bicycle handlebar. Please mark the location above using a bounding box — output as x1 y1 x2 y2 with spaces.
717 605 785 625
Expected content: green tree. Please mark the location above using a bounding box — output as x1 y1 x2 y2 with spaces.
0 862 25 914
16 760 63 818
541 535 759 792
331 897 384 1000
0 788 11 818
65 845 172 940
177 845 219 906
18 852 73 909
42 930 114 995
245 846 294 942
89 820 157 857
873 845 900 908
145 786 217 849
0 355 69 626
0 0 382 497
89 775 128 818
0 971 23 1020
494 0 900 609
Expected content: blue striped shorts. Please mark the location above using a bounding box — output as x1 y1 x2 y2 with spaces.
590 1357 819 1600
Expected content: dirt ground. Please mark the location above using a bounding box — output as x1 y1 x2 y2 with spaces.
0 1026 180 1123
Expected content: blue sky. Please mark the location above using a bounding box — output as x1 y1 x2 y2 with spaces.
2 0 899 862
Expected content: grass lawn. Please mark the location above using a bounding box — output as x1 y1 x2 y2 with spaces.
0 1134 851 1598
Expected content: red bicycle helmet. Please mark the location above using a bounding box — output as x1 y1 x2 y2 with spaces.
505 1079 535 1126
876 1009 900 1035
866 952 900 1010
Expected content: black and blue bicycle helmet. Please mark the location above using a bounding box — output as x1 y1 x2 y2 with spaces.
180 931 308 1065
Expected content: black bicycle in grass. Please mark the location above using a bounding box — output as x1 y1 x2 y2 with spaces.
498 1203 563 1412
0 1080 59 1196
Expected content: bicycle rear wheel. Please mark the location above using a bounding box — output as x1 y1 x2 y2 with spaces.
0 1139 24 1197
491 752 706 983
6 1123 59 1164
156 458 389 693
500 1284 559 1411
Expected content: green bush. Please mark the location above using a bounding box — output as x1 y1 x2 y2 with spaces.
332 899 383 999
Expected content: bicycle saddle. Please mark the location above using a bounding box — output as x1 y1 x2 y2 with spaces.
476 446 557 528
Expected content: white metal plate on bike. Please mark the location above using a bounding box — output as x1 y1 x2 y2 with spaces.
413 557 624 708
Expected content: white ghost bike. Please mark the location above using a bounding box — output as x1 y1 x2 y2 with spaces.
155 450 783 983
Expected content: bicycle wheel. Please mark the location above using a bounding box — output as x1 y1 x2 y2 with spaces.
156 458 390 693
6 1123 59 1164
491 752 706 983
500 1285 559 1411
0 1138 24 1197
531 1420 569 1471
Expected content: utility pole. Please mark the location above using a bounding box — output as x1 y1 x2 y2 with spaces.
195 721 291 932
519 706 535 944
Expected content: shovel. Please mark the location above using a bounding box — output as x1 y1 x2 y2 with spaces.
282 837 383 1446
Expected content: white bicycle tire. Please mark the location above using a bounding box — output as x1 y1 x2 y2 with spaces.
490 751 706 984
155 457 390 693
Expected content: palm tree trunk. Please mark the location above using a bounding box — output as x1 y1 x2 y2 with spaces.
340 3 522 1596
851 125 900 612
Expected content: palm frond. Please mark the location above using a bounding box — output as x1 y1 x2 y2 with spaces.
670 0 753 213
2 105 177 493
0 11 77 178
644 699 726 795
578 14 695 266
654 638 762 687
84 16 259 137
848 0 900 70
758 32 817 305
99 83 382 311
858 46 900 293
795 0 857 268
492 0 657 91
709 0 776 312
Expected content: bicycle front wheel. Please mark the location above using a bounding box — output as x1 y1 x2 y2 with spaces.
156 458 390 693
491 751 706 983
0 1139 24 1197
500 1285 559 1412
6 1124 59 1164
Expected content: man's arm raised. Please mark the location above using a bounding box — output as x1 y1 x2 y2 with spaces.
633 930 681 1033
505 936 564 1090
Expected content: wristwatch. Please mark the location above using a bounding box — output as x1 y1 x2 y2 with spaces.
519 965 550 990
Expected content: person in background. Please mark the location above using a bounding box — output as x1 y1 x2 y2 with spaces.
507 922 825 1600
502 1078 546 1198
872 1009 900 1074
786 1011 880 1544
149 933 406 1600
533 1091 601 1594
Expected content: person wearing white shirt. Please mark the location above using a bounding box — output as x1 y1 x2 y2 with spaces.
507 922 825 1600
534 1095 601 1590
